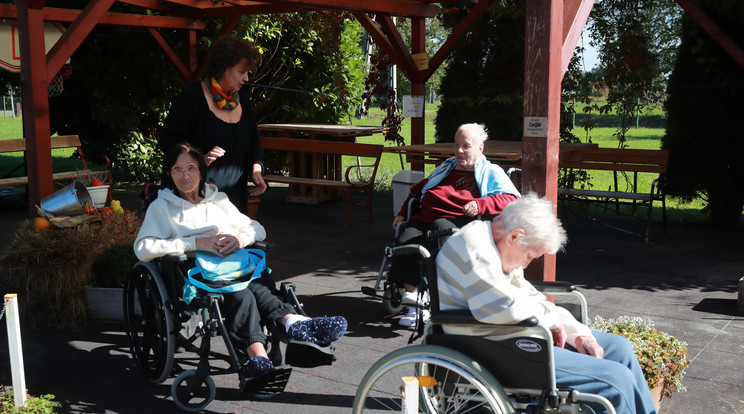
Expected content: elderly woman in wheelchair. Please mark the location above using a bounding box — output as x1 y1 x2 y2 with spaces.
354 194 656 414
129 142 346 410
382 123 520 327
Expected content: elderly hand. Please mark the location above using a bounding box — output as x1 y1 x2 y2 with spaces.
551 324 566 348
250 172 267 196
196 234 245 256
462 200 479 217
204 146 226 167
392 215 405 230
575 335 605 359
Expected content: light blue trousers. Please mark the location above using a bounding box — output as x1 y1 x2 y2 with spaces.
554 330 658 414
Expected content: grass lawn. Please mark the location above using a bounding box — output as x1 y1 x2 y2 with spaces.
0 116 103 181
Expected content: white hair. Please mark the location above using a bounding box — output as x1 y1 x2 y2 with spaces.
456 123 488 144
493 193 567 254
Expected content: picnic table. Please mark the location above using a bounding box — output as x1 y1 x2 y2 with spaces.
258 123 388 204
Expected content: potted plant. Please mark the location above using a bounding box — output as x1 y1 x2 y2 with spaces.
75 172 112 208
590 316 690 409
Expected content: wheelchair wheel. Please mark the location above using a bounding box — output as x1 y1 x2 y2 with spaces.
123 262 176 384
353 344 514 414
381 284 405 315
171 369 216 412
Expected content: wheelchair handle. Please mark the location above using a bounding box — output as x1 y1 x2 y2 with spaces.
385 244 432 259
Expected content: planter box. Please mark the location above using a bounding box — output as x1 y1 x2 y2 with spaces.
84 286 124 322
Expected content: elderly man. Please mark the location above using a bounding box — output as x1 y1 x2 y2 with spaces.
436 194 657 414
389 123 521 327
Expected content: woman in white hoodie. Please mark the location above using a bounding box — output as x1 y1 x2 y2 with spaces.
134 143 346 377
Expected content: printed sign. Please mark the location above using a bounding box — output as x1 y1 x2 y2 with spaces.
524 116 548 137
412 52 429 71
403 95 424 118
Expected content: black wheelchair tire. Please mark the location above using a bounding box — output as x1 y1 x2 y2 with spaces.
171 369 216 412
123 261 176 384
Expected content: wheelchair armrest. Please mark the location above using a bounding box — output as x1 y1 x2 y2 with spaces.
430 309 539 327
251 241 274 253
162 253 188 263
532 281 577 293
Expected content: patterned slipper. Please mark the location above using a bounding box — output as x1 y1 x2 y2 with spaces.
286 316 347 345
241 356 273 378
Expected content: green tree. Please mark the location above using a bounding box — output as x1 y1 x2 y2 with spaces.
662 0 744 227
394 16 450 103
434 1 525 143
587 0 682 147
46 8 366 181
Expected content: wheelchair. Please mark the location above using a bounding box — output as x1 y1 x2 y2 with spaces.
123 243 337 412
353 231 616 414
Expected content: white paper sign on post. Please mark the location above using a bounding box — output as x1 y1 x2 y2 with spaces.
523 116 548 137
403 95 424 118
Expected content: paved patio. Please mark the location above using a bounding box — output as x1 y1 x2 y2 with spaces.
1 184 742 413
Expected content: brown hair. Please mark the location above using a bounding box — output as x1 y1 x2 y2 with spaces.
203 35 260 81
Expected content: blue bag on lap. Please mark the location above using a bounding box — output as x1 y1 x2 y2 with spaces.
183 249 269 303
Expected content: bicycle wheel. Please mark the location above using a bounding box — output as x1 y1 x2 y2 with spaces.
123 261 176 383
353 344 514 414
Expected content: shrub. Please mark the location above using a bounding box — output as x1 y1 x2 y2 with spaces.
0 387 58 414
590 315 689 398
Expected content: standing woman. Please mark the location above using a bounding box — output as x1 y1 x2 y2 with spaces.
160 35 267 215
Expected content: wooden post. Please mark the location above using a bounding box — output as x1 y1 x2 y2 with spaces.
409 17 426 172
522 0 562 282
4 294 27 408
17 0 55 217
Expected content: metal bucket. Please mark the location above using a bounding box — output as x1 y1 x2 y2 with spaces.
41 181 93 216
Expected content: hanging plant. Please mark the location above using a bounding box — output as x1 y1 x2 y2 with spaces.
360 37 404 145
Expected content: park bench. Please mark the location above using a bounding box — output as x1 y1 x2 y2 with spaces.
260 136 384 228
558 147 669 242
0 135 112 199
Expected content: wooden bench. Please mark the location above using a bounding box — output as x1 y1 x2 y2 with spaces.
260 137 384 228
0 135 112 198
558 147 669 242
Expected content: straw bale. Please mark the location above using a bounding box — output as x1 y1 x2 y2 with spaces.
0 212 141 329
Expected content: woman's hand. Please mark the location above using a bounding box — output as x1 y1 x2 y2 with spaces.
551 324 566 348
205 146 226 167
196 234 245 256
462 200 479 217
392 215 405 230
575 335 605 359
250 172 267 196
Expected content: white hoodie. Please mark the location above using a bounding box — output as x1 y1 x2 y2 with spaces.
134 183 266 262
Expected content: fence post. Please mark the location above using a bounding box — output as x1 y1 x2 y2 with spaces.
4 294 27 408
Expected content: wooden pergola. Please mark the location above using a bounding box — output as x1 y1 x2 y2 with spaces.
2 0 741 282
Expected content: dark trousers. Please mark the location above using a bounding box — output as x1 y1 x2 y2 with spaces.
387 217 471 288
219 273 296 351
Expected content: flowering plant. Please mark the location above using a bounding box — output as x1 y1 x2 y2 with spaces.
590 316 689 398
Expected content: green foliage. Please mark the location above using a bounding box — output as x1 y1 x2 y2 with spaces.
590 316 689 397
0 387 58 414
662 0 744 227
435 1 525 143
587 0 681 148
92 243 139 288
114 131 163 182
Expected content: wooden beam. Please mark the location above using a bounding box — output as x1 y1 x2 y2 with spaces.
0 5 206 29
522 0 562 282
244 0 438 17
354 13 401 67
17 0 54 215
560 0 593 77
675 0 744 71
425 0 493 79
47 0 117 78
377 15 417 78
409 16 426 157
148 28 192 80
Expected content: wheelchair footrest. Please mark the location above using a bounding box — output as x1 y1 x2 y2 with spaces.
240 366 292 400
284 340 336 368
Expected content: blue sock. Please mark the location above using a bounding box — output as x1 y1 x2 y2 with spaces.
286 316 347 345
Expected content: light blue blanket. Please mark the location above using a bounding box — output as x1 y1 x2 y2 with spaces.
420 155 520 199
